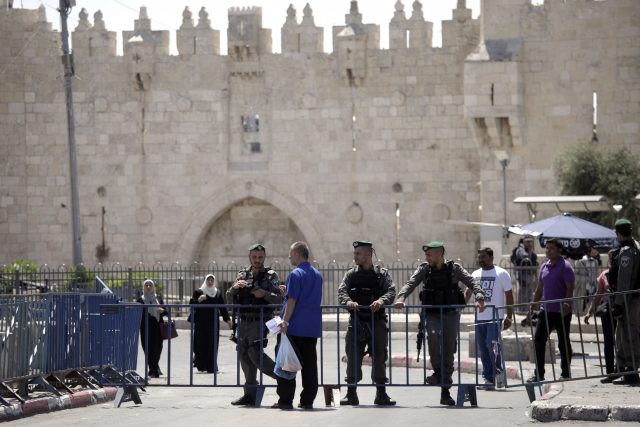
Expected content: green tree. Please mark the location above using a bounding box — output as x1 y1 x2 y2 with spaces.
555 142 640 226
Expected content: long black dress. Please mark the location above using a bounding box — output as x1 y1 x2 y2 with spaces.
190 290 230 373
137 296 166 377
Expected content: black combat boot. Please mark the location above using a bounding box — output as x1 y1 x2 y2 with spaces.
425 371 441 385
440 388 455 406
340 386 359 406
374 386 396 406
231 395 255 406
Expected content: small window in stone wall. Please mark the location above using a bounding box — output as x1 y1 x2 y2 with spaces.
242 114 260 133
242 114 261 153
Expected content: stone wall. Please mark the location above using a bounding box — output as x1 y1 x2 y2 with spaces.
0 0 637 266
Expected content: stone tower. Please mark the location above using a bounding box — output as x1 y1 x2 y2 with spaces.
227 6 272 59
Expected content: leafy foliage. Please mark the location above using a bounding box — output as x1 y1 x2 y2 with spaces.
2 260 39 273
555 142 640 226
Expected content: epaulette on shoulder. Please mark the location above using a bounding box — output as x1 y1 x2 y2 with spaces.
374 265 388 275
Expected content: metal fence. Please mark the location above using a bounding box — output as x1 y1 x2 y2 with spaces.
98 289 640 406
0 261 607 310
0 292 138 382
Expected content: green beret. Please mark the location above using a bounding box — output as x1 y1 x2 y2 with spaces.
248 243 266 251
353 240 373 248
614 218 632 227
422 241 445 251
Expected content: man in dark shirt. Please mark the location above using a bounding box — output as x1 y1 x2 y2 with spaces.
528 238 575 382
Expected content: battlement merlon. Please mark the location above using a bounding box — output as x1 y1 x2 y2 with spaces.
122 7 170 57
281 3 323 54
228 6 263 16
72 9 117 57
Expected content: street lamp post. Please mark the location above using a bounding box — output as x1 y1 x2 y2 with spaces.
58 0 83 266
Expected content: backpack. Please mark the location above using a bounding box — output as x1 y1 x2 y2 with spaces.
510 246 519 266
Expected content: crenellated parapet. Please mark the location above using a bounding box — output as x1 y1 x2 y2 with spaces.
177 6 220 55
72 9 117 57
281 3 323 54
389 0 433 49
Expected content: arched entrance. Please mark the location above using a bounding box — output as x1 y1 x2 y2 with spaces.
194 197 306 265
175 180 327 263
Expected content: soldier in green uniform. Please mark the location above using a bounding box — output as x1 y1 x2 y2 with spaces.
610 219 640 385
227 244 283 406
394 242 485 406
338 241 397 406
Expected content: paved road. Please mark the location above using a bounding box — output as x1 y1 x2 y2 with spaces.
12 319 626 426
10 329 541 426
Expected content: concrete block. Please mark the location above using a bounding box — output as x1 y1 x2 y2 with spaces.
530 402 564 422
611 406 640 422
469 331 555 363
562 405 609 422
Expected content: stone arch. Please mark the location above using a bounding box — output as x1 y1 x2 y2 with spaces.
175 180 327 263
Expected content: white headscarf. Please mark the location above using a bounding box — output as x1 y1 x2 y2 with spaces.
200 274 218 299
142 279 161 321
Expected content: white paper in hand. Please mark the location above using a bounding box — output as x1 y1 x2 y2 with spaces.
266 316 283 335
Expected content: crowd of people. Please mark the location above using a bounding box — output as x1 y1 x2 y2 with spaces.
135 217 639 409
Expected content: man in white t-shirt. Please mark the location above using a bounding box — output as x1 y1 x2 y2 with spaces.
471 247 514 390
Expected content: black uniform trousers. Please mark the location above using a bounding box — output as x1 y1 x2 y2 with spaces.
344 314 388 384
276 335 319 406
599 312 617 374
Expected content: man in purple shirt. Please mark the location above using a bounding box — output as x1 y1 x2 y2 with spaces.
528 238 576 382
273 241 323 410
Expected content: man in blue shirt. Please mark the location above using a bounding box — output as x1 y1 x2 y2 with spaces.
273 241 323 410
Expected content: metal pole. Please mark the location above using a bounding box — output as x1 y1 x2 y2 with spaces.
500 158 509 245
502 160 507 230
58 0 83 266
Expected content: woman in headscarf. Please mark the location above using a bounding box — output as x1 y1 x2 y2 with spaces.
137 279 166 378
190 274 231 373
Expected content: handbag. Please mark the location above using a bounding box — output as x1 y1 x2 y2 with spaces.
160 320 178 340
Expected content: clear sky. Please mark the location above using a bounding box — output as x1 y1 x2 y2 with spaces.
18 0 480 54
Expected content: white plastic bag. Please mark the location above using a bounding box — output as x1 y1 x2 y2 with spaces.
278 334 302 372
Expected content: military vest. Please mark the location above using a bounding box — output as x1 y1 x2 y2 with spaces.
347 267 385 318
235 267 275 315
420 261 464 310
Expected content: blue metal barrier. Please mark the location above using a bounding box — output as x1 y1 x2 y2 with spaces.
0 296 48 379
84 293 120 368
98 304 141 374
0 293 137 382
46 294 82 372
